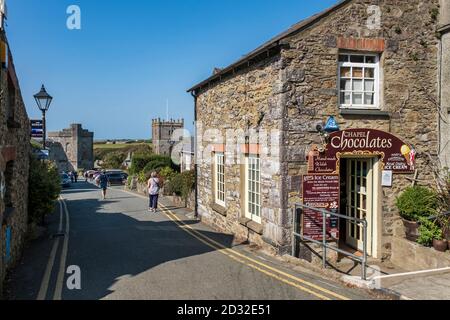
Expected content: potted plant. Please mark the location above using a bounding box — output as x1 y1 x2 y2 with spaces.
433 231 448 253
396 186 439 242
437 212 450 250
418 218 448 252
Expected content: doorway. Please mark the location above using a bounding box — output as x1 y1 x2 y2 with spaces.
340 157 381 258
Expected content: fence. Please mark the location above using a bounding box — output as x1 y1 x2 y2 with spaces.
292 203 368 280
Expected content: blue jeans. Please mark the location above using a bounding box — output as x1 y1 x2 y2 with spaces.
149 194 159 209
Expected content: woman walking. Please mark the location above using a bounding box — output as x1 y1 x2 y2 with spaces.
148 172 161 212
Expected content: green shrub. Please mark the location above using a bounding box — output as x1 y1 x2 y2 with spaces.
137 171 148 184
130 154 177 175
159 167 177 181
164 171 195 205
129 154 154 174
165 173 183 196
28 157 62 224
143 159 172 174
396 186 439 222
102 152 126 169
417 218 443 246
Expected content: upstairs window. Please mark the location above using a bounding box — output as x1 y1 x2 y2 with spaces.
339 53 379 109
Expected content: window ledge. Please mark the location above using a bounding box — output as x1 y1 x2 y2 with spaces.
339 109 390 117
239 217 263 235
211 203 227 216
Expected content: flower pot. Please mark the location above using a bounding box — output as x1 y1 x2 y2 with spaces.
433 239 448 252
402 219 420 242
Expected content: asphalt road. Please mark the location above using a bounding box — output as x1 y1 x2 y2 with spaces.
7 182 375 300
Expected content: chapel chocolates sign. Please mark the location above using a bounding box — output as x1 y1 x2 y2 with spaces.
307 129 416 174
302 174 340 241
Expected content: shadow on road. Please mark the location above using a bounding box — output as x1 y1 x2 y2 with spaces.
60 183 235 300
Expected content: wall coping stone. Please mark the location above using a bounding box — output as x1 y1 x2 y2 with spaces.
247 221 263 235
210 202 227 216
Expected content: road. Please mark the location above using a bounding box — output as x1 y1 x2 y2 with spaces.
7 182 376 300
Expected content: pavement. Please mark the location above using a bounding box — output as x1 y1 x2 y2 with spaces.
5 181 379 300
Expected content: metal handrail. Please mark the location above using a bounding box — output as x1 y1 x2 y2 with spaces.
292 203 368 280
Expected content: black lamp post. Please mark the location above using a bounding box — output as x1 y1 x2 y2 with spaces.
34 85 53 150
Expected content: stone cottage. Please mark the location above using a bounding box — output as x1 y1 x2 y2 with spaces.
0 20 31 294
48 124 94 172
188 0 450 264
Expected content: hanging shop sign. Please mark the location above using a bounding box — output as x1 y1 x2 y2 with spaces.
302 174 340 241
31 120 44 138
307 129 416 174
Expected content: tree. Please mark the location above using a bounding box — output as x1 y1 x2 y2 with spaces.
28 157 61 225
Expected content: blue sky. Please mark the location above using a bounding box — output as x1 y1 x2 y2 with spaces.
7 0 338 140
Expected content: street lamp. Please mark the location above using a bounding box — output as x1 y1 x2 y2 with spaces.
34 85 53 150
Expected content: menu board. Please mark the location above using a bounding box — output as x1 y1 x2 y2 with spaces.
302 174 340 241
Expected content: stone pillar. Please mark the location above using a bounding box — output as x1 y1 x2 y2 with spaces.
440 0 450 168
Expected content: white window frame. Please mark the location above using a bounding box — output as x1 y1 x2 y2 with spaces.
245 154 261 224
215 152 226 207
338 53 380 109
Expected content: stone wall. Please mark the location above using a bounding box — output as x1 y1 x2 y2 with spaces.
48 124 94 172
281 0 441 260
439 0 450 169
193 0 443 260
0 32 31 296
196 51 287 253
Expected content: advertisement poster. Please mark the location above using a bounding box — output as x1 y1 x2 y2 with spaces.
302 174 340 241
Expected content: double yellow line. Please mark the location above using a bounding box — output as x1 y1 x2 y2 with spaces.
150 198 350 300
37 198 70 300
159 203 350 300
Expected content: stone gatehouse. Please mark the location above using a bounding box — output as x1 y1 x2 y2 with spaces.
0 25 31 295
48 124 94 172
188 0 450 262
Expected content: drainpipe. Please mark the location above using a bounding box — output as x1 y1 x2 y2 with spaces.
191 90 199 219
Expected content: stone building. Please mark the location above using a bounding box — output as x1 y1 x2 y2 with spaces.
0 17 31 295
48 124 94 172
152 118 184 156
180 137 195 173
188 0 450 264
440 1 450 169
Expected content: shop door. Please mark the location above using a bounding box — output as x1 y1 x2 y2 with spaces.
346 159 373 254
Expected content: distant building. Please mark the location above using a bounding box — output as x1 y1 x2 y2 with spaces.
152 118 184 156
48 124 94 172
180 137 195 173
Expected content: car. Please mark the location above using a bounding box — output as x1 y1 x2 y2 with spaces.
106 172 127 186
60 173 71 188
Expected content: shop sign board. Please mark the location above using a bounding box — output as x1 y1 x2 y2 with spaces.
302 174 340 241
307 129 416 174
31 120 44 138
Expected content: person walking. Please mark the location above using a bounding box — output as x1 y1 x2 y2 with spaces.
69 171 74 183
96 171 110 200
73 170 78 183
147 172 161 213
